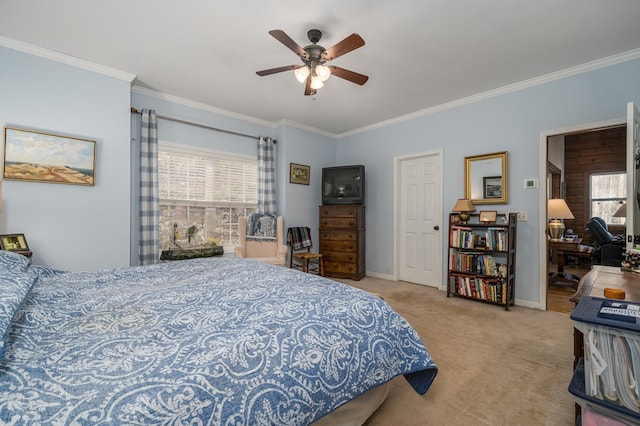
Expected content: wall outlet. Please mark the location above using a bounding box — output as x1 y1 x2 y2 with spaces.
517 211 528 221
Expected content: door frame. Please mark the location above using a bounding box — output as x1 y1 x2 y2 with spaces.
538 118 625 310
393 149 444 288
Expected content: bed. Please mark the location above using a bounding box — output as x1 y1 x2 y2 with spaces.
0 251 437 425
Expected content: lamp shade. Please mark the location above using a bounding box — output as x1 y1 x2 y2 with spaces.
294 66 310 83
547 199 574 219
613 203 627 218
452 199 475 212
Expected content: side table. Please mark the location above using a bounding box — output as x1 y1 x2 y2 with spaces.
548 238 584 288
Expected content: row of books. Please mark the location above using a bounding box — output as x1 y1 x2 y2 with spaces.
450 274 508 304
449 226 509 250
449 250 499 276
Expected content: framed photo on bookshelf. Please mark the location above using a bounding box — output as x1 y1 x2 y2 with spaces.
479 210 497 223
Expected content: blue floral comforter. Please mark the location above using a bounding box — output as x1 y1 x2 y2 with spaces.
0 252 437 425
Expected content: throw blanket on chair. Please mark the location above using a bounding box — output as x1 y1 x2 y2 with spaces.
247 213 277 241
290 227 312 250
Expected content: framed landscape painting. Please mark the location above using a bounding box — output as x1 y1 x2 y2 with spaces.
3 126 96 186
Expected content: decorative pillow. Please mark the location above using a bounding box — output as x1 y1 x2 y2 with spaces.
0 249 31 273
0 253 37 361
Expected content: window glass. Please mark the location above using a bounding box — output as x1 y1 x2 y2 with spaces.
158 147 257 251
590 172 626 225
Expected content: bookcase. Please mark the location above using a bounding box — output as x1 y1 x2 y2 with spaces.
447 212 517 310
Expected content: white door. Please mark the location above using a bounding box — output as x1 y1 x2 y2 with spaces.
398 152 442 287
627 101 640 250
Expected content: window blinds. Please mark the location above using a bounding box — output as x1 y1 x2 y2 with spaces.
158 150 257 206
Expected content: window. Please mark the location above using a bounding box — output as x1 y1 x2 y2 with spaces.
158 144 257 251
590 172 626 225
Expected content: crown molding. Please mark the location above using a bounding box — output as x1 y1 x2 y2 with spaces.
338 48 640 138
132 86 277 129
0 35 136 83
133 86 337 138
276 119 337 139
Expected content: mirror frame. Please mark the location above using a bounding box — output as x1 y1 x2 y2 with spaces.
464 151 509 204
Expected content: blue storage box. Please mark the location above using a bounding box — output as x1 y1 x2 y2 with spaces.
569 358 639 425
571 296 640 415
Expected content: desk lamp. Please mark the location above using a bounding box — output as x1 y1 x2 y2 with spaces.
452 199 475 224
548 198 574 241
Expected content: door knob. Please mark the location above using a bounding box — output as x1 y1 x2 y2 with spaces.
434 225 439 231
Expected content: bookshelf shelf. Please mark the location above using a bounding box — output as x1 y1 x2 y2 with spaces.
447 212 517 310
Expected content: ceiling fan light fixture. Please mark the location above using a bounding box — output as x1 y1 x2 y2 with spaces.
310 76 324 90
315 64 331 81
294 66 310 83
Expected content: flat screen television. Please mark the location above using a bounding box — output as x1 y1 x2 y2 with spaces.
322 165 365 205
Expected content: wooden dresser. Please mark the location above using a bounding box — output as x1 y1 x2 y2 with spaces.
319 205 365 280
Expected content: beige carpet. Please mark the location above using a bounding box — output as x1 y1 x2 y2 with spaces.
335 276 575 426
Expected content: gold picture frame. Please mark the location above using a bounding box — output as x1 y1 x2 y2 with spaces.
0 233 29 252
290 163 310 185
479 210 497 223
3 126 96 186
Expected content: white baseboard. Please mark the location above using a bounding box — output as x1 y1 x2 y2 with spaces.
365 271 395 281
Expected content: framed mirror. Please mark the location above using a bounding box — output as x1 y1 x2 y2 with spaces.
464 151 508 204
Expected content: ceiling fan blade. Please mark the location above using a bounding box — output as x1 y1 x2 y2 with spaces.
256 65 298 76
328 66 369 85
304 76 315 96
322 33 365 61
269 30 309 60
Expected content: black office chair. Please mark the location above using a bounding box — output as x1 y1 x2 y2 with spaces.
586 217 625 266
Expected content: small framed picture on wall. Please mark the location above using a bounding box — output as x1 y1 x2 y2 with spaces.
290 163 310 185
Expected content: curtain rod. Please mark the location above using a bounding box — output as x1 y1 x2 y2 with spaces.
130 107 276 143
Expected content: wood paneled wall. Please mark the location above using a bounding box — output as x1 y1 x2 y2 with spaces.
562 126 626 245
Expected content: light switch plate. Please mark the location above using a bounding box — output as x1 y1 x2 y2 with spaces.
517 211 528 221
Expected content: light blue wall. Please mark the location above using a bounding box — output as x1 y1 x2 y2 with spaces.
338 58 640 305
0 46 132 271
277 126 336 247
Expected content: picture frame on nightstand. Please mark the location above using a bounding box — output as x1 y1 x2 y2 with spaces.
0 233 29 252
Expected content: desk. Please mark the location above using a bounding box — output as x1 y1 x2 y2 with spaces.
548 238 583 288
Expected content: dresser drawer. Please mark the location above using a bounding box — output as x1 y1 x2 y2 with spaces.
324 262 358 275
319 217 361 229
320 240 358 252
319 205 361 218
319 230 358 241
322 251 358 263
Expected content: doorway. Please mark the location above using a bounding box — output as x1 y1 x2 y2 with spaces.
541 122 627 312
395 150 443 288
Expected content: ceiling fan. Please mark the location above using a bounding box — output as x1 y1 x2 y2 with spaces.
256 29 368 96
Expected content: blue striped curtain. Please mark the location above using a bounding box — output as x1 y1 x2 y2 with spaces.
139 109 159 265
257 137 276 214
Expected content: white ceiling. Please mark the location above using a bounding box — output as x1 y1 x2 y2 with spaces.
1 1 640 135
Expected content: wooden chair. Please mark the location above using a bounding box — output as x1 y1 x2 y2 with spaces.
287 227 324 276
